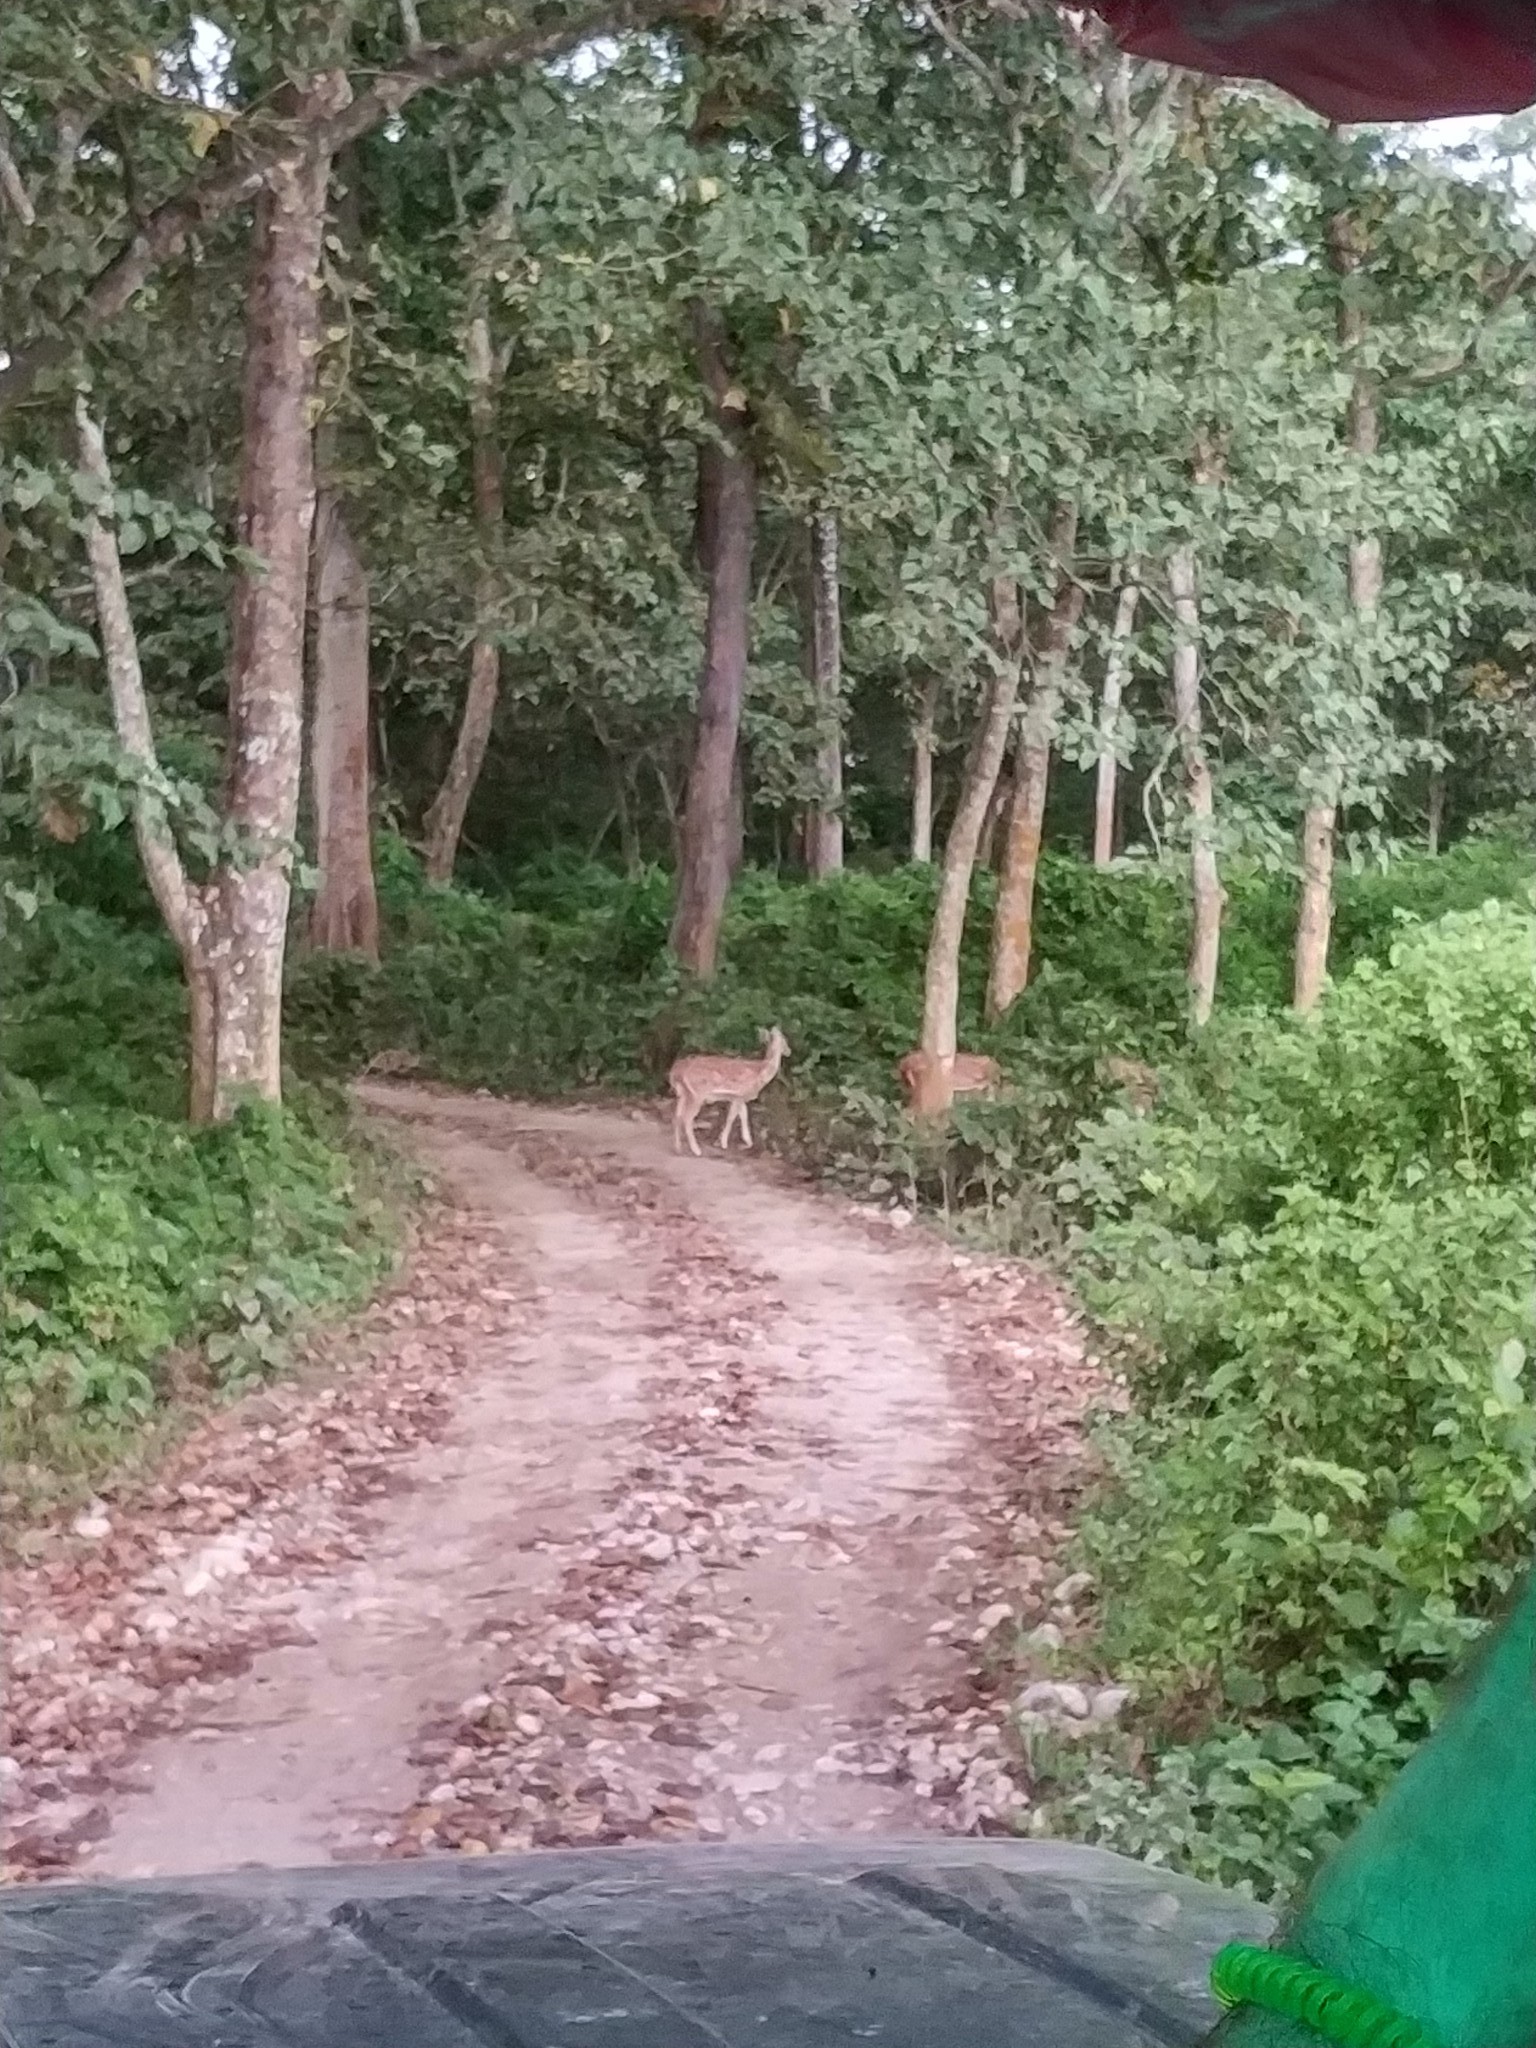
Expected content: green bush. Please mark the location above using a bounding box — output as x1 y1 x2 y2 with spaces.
1049 896 1536 1895
2 907 189 1116
1 900 396 1489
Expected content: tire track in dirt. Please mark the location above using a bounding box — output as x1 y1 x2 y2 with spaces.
374 1095 970 1854
3 1198 530 1881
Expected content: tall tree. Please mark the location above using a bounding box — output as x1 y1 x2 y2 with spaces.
422 186 516 885
986 500 1085 1021
914 572 1025 1117
74 396 220 1122
1295 207 1381 1013
202 68 348 1112
910 673 942 863
801 511 844 878
306 145 379 954
670 304 757 977
1169 441 1224 1026
1092 569 1140 865
308 493 380 956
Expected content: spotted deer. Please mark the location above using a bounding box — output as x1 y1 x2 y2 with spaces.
669 1026 791 1157
1099 1054 1160 1114
896 1050 1002 1112
359 1047 422 1079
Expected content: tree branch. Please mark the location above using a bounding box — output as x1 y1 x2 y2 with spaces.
0 0 726 415
0 110 37 227
918 1 1017 106
1383 250 1536 396
1093 66 1180 215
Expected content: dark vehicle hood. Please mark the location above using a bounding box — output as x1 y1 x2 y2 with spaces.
1 1838 1272 2046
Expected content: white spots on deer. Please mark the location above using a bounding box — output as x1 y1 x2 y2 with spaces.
668 1026 791 1158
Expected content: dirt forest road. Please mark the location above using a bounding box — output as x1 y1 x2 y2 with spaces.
3 1084 1111 1884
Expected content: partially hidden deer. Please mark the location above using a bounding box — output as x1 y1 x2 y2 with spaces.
1098 1054 1160 1114
669 1026 791 1157
896 1050 1002 1113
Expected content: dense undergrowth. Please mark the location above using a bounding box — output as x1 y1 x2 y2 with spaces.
1 899 398 1507
6 821 1534 1897
289 827 1530 1097
1047 894 1536 1896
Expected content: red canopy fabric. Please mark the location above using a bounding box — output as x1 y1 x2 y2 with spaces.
1089 0 1536 121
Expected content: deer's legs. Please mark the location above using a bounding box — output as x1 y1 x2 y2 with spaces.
738 1102 753 1149
674 1092 704 1157
721 1100 750 1150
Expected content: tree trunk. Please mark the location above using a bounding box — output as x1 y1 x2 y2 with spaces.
0 111 36 227
915 576 1026 1118
587 808 616 861
75 395 218 1123
423 638 498 885
670 304 756 978
202 80 344 1115
727 741 747 880
307 497 379 956
422 190 515 884
616 772 642 877
910 672 940 863
591 716 644 878
803 512 844 878
986 501 1084 1022
692 439 719 575
1297 213 1381 1015
1093 571 1140 866
653 756 683 865
1294 803 1336 1012
1168 542 1224 1025
977 771 1008 873
1426 705 1445 854
1348 532 1382 612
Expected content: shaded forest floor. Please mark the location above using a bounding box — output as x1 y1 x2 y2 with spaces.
4 1085 1115 1883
